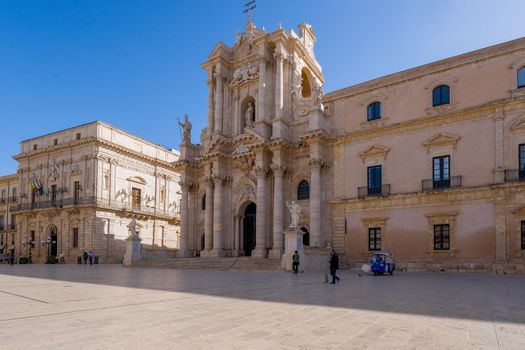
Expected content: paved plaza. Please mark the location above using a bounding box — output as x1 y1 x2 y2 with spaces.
0 265 524 349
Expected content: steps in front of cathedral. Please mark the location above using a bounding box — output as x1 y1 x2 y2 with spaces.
133 257 283 272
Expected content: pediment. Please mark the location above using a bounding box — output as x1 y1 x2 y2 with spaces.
423 133 460 150
510 116 525 131
207 42 231 60
127 176 146 185
358 145 390 161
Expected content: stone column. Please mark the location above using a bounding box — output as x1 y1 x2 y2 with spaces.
269 165 286 257
309 159 323 247
211 175 225 257
253 166 268 257
207 73 215 135
214 72 223 133
204 177 214 252
177 181 192 257
274 51 285 119
257 58 266 122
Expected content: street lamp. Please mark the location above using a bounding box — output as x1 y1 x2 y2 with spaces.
22 237 35 263
41 237 55 259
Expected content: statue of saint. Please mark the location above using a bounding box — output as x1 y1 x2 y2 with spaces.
245 102 255 129
286 201 302 228
178 114 192 143
129 218 138 237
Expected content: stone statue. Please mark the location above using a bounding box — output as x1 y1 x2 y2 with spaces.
245 102 255 128
129 218 138 237
178 114 192 143
286 201 302 228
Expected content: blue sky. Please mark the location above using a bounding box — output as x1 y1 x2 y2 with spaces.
1 0 524 174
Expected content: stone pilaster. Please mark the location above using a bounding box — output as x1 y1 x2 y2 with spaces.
207 73 215 135
494 189 508 263
269 165 286 257
214 70 223 133
257 58 266 122
204 176 214 252
309 158 324 247
253 166 268 257
274 50 286 119
494 110 505 183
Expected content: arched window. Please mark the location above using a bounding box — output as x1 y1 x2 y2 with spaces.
518 66 525 88
432 85 450 107
297 180 310 200
201 194 206 210
367 102 381 121
301 69 312 98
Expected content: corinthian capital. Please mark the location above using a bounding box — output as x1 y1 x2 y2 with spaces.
178 180 194 190
273 50 287 61
271 164 287 177
254 166 269 177
309 158 325 170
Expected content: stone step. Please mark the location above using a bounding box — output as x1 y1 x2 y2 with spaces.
134 257 283 271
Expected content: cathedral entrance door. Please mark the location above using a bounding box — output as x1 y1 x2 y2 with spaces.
243 202 256 256
49 225 58 257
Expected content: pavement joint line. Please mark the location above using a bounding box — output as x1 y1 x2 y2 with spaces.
0 289 49 304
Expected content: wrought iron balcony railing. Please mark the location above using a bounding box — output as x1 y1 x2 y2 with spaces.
358 184 391 199
8 196 17 203
504 169 525 182
422 176 462 191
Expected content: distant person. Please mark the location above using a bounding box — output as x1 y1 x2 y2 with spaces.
88 251 94 265
329 250 340 284
83 251 88 264
292 251 300 274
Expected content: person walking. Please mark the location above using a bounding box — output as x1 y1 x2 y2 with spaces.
292 250 300 274
83 251 88 264
329 250 340 284
88 251 94 265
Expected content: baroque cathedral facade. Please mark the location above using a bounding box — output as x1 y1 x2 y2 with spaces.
177 20 525 272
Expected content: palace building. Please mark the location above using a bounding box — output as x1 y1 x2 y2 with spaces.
2 121 181 263
176 20 525 272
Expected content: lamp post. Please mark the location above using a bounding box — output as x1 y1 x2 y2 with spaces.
22 237 35 263
41 237 55 260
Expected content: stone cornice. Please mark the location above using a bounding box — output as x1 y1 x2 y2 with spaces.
324 36 525 102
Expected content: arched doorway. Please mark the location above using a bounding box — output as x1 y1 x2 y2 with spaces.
301 227 310 247
243 202 256 256
49 225 58 257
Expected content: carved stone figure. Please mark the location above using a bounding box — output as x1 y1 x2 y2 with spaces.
178 114 192 143
245 102 255 128
286 201 302 228
312 79 324 107
231 64 259 86
129 218 138 237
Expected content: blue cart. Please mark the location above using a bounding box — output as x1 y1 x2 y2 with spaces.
370 252 395 275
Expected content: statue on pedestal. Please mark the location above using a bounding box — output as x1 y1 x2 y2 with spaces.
178 114 192 143
245 102 255 128
286 201 302 228
129 218 138 237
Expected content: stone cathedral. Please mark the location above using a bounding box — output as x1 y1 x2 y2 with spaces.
176 20 329 259
175 19 525 272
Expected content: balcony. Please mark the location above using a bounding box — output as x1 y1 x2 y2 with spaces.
0 225 4 231
10 223 16 230
9 196 18 203
504 169 525 182
358 184 391 199
422 176 462 191
0 198 5 205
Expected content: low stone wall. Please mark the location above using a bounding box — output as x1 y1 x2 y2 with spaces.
142 246 177 259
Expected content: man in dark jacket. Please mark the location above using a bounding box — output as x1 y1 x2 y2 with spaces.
329 250 340 284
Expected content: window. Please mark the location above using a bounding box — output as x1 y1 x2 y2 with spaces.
301 227 310 246
0 216 4 231
297 180 310 200
132 187 141 210
33 144 38 151
1 189 4 201
368 228 381 251
72 228 79 248
74 181 81 204
301 69 311 98
518 66 525 88
367 102 381 121
520 144 525 180
76 133 81 140
10 215 16 230
433 155 450 188
434 224 450 250
31 191 36 208
201 194 206 210
432 85 450 107
51 184 57 206
12 188 16 197
53 138 58 146
367 165 382 195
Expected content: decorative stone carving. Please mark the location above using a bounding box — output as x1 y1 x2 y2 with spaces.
178 114 192 144
240 184 256 201
312 79 324 108
286 201 302 228
244 101 255 128
423 133 461 151
292 71 302 100
271 165 287 177
231 64 259 87
254 166 269 177
232 144 250 156
358 145 391 162
308 158 325 170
